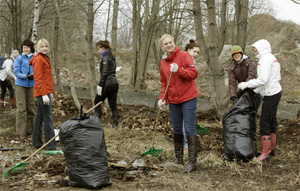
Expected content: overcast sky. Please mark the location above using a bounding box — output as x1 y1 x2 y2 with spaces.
270 0 300 25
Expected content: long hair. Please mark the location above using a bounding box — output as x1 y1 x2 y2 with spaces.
95 40 115 57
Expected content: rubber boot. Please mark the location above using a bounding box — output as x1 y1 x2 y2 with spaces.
112 110 120 128
183 135 198 173
10 98 16 108
256 136 272 162
270 133 276 156
173 133 184 165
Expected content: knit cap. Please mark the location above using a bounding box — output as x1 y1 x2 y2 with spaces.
231 45 243 56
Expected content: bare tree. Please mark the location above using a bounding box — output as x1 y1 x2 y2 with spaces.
111 0 119 51
6 0 22 51
193 0 228 116
235 0 249 50
31 0 41 45
52 0 82 111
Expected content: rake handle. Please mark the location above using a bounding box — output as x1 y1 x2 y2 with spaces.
151 72 173 147
23 101 103 163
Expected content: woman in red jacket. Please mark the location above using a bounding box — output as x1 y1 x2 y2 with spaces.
30 38 57 150
158 34 199 173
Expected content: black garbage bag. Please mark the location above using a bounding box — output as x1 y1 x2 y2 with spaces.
59 115 111 189
222 89 257 161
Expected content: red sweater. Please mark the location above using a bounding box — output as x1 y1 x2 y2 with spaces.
30 53 54 97
159 46 199 104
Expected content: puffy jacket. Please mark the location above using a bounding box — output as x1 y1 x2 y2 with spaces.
30 53 54 97
99 51 118 87
245 39 282 96
228 55 256 98
0 57 16 81
159 46 198 104
14 54 34 87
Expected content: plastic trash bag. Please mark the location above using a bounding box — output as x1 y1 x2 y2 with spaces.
222 89 257 161
59 115 111 189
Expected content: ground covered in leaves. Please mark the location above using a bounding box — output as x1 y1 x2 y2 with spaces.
0 94 299 191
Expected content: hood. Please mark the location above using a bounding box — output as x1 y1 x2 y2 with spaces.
162 46 181 61
252 39 271 58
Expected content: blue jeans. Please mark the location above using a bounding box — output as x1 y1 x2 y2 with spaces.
169 98 197 136
32 94 56 150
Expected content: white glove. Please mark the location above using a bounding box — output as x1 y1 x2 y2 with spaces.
170 63 179 73
97 86 102 96
158 99 166 110
238 82 248 90
42 95 50 105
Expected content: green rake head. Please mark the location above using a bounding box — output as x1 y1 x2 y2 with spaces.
195 124 211 136
142 147 163 157
2 162 29 178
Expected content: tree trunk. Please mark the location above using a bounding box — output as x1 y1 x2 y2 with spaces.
52 10 64 93
133 0 159 90
7 0 22 51
235 0 249 50
111 0 119 51
86 0 96 103
105 0 111 40
206 0 227 116
52 0 82 111
130 0 140 86
193 0 227 116
31 0 41 45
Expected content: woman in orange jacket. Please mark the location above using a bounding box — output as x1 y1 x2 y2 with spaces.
158 34 199 173
30 38 57 150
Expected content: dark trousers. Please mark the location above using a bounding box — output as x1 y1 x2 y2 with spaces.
32 94 56 150
169 98 197 136
260 91 282 136
94 83 119 125
0 79 14 99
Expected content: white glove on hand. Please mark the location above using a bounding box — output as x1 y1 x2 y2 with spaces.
97 86 102 96
42 95 50 105
158 99 166 110
238 82 247 90
170 63 179 73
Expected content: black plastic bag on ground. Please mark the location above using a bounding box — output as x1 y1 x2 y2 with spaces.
59 115 111 189
222 89 257 161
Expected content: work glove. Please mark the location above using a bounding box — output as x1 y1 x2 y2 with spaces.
42 95 50 105
170 63 179 73
158 99 166 110
26 74 34 80
97 86 102 96
238 82 247 90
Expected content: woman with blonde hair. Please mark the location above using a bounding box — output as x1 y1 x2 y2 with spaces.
30 38 57 150
158 34 199 173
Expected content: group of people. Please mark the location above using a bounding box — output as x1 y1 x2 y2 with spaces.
1 34 281 172
157 34 282 173
0 38 120 150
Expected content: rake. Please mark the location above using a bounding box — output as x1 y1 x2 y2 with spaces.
142 72 173 157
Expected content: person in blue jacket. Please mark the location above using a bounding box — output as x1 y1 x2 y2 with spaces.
14 39 35 139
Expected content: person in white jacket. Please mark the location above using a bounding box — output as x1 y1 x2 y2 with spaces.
238 39 282 162
0 50 19 108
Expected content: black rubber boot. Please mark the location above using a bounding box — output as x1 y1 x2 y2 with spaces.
173 134 184 165
112 110 120 128
182 135 198 173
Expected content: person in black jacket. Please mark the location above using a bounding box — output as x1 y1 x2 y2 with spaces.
94 40 120 128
